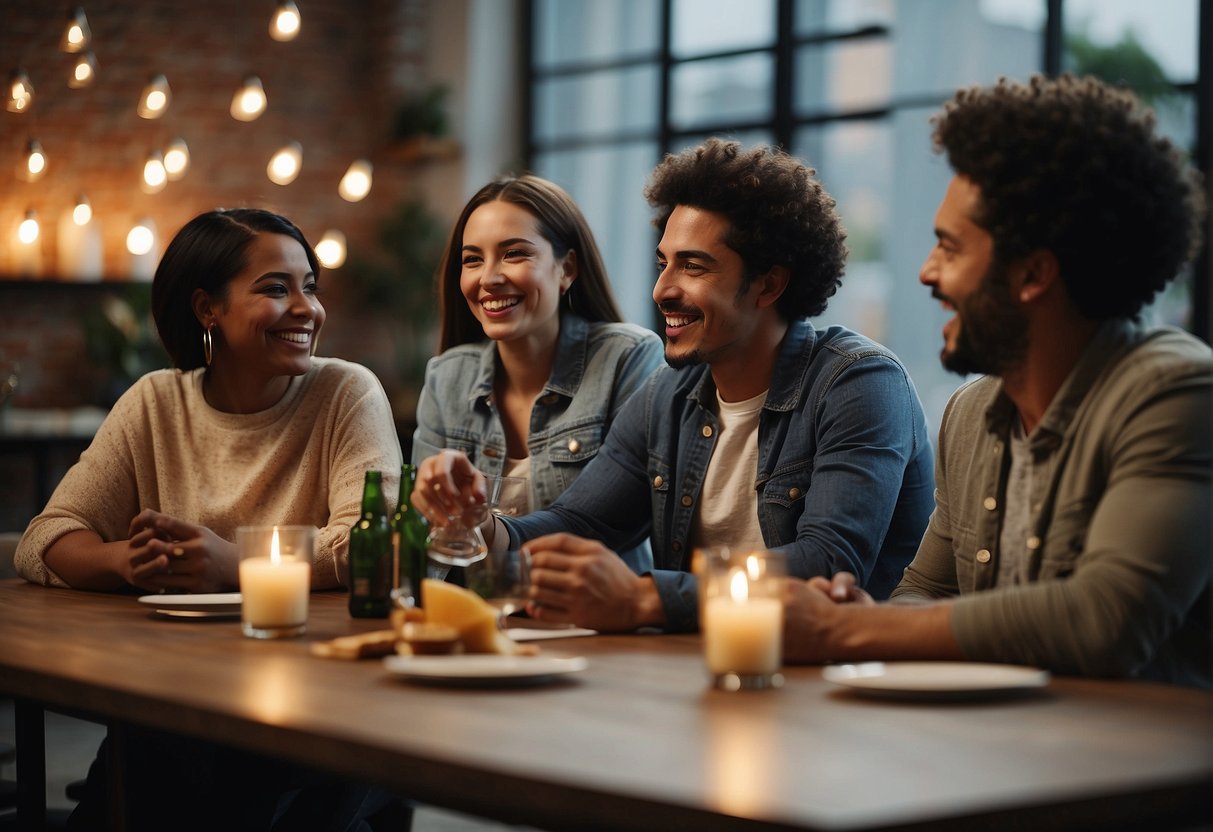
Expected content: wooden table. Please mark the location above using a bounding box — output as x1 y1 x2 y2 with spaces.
0 579 1209 831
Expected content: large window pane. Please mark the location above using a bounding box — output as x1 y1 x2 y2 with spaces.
796 0 894 35
670 54 774 130
1064 0 1198 84
534 66 660 143
892 0 1041 99
533 0 662 68
795 38 892 114
671 0 776 58
534 142 663 327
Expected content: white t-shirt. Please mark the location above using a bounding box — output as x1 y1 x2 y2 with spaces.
690 388 767 554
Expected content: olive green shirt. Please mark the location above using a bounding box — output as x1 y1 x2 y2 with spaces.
894 320 1211 687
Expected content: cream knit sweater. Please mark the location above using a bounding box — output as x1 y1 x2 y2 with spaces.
15 357 402 589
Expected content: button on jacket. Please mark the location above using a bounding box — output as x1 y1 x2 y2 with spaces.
505 319 936 631
412 313 664 572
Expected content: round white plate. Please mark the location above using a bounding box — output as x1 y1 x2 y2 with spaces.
138 592 242 617
383 653 588 686
822 661 1050 699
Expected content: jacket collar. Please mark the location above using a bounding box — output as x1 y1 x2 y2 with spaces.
687 318 814 412
468 312 592 408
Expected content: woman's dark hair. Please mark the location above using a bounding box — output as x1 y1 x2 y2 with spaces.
151 208 319 369
437 174 624 352
644 138 848 320
933 73 1206 320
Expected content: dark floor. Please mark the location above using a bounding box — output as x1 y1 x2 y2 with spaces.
0 700 523 831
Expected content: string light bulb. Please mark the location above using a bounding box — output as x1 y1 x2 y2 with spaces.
18 211 40 245
137 74 171 119
127 218 156 255
164 138 190 180
230 75 267 121
20 140 47 182
338 159 373 202
60 7 91 53
142 150 167 194
69 51 97 88
315 230 347 269
7 69 33 113
266 141 302 185
270 1 302 41
72 195 93 226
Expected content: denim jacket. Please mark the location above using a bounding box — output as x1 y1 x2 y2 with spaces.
504 319 936 631
412 313 664 572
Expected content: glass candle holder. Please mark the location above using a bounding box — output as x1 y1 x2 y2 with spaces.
699 548 786 691
237 525 314 639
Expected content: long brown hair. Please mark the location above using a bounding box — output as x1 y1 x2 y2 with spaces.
437 174 624 352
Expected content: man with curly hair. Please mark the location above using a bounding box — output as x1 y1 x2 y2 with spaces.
785 74 1211 686
418 138 935 632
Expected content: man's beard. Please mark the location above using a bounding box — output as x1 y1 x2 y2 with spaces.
941 259 1028 377
664 347 703 369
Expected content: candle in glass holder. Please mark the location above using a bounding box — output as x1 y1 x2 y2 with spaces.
699 548 785 690
238 525 313 638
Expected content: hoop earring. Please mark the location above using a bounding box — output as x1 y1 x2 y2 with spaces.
202 325 214 367
563 288 576 317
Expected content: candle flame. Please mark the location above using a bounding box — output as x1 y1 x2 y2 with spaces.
270 526 281 564
729 569 749 603
745 553 762 580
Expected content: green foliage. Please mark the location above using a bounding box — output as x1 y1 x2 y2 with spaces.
346 200 445 327
394 86 449 141
1066 28 1175 106
81 286 169 382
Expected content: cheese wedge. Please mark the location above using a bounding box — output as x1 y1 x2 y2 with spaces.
421 579 531 655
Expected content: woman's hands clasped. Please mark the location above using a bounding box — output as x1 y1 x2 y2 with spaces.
125 509 239 594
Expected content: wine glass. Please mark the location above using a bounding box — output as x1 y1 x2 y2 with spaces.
464 546 531 625
426 501 488 567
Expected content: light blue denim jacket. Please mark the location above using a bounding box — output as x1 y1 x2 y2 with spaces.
503 319 936 631
412 313 664 572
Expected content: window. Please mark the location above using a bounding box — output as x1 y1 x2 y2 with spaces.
527 0 1208 430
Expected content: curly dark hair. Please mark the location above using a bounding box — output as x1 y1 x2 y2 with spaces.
644 138 848 320
932 73 1206 321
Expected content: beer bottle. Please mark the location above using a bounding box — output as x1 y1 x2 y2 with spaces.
349 469 391 618
392 463 430 608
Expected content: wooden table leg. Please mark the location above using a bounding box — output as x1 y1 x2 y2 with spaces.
14 698 46 831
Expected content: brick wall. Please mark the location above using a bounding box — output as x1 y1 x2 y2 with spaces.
0 0 470 528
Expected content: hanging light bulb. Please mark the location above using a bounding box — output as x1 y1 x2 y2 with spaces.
315 229 347 269
267 141 302 185
338 159 373 202
127 220 155 255
60 7 91 53
164 137 190 180
69 51 97 88
137 74 171 119
270 1 302 42
17 211 40 245
72 195 93 226
230 75 267 122
142 150 167 194
7 69 33 113
19 140 47 182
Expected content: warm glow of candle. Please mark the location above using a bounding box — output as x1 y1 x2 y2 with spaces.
240 526 311 633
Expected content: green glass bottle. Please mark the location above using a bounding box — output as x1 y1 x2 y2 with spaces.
393 463 430 608
349 469 391 618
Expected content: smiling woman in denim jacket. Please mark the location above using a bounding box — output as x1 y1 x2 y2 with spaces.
412 175 663 573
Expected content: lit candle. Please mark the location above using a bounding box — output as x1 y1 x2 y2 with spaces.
239 526 311 638
700 549 785 690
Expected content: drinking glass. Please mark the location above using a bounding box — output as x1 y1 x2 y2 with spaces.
426 502 488 567
464 546 531 625
487 474 528 518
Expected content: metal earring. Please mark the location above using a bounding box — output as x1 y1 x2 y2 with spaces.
202 325 214 367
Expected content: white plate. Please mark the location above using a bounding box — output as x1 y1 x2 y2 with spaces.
383 653 588 686
822 661 1050 699
138 592 242 618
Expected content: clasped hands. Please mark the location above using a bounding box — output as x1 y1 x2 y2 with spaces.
125 509 236 594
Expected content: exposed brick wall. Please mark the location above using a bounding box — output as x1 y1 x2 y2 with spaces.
0 0 466 528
